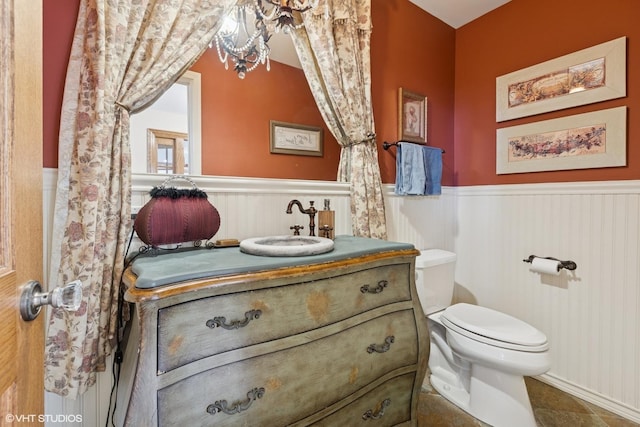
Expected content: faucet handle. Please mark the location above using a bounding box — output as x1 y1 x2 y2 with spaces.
290 225 304 236
319 224 334 239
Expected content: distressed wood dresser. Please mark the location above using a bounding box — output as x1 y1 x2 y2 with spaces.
117 236 427 426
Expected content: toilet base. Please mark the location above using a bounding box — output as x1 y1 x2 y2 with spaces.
430 364 537 427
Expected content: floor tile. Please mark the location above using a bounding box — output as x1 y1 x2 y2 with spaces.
417 376 640 427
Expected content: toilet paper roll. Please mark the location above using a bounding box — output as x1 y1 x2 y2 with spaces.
530 257 561 275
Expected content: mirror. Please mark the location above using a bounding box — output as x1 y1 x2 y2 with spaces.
130 33 341 181
131 71 201 175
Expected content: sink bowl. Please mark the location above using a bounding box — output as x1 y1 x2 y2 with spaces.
239 235 334 257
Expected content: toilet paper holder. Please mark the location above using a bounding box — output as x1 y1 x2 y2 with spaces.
522 255 577 271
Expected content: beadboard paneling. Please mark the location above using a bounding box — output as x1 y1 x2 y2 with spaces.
131 173 352 242
383 185 457 253
454 181 640 423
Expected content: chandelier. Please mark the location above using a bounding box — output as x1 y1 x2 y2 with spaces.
213 0 317 79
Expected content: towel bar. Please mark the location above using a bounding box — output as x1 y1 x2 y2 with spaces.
382 141 445 153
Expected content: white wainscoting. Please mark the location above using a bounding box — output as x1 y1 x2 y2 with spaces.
130 173 353 242
383 185 457 252
453 181 640 423
43 169 640 424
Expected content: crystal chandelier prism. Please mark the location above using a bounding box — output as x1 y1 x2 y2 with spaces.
214 0 317 79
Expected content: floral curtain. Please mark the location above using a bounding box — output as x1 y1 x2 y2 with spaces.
45 0 237 398
291 0 387 239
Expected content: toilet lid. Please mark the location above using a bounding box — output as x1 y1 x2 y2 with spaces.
441 303 548 350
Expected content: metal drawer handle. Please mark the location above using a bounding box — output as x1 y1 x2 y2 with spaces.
362 398 391 420
206 309 262 330
367 336 395 354
206 387 265 416
360 280 388 294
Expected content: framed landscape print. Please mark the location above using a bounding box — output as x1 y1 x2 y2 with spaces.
496 37 626 122
496 106 626 174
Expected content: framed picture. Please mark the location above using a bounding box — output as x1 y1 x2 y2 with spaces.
496 37 626 122
398 88 427 143
270 121 323 157
496 106 626 174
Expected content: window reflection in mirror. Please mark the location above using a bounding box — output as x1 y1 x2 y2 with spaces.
130 71 201 175
147 128 189 174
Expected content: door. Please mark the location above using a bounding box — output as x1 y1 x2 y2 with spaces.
147 128 189 174
0 0 44 424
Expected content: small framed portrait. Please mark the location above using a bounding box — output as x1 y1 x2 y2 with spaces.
398 88 427 143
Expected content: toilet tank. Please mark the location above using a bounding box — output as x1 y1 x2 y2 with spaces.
415 249 457 315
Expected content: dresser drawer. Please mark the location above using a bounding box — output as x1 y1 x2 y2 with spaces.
157 309 418 426
311 373 416 426
158 263 411 372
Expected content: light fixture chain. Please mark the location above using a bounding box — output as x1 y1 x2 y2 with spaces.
213 0 315 78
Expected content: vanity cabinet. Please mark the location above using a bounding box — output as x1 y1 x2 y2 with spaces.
118 237 426 426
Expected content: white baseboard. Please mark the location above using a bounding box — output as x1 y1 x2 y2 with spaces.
538 368 640 422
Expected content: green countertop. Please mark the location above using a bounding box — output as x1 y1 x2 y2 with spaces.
131 235 415 289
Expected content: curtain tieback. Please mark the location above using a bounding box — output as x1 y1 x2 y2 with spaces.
345 132 376 147
114 101 131 119
114 101 130 112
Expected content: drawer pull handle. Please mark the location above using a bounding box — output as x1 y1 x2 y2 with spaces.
206 309 262 330
367 336 395 354
206 387 265 416
360 280 388 294
362 398 391 420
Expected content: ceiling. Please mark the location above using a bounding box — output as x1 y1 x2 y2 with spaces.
151 0 513 111
271 0 512 67
409 0 512 29
143 0 514 174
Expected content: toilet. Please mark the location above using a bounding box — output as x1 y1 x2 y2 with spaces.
415 249 551 427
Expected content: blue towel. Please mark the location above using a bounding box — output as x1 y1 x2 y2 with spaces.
423 146 442 195
394 142 426 195
394 143 443 196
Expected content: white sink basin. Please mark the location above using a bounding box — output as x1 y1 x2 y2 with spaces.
239 235 334 257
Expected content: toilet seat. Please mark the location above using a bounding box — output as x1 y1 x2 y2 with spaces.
441 303 549 352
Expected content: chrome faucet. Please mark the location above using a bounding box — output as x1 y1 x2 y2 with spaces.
286 200 317 236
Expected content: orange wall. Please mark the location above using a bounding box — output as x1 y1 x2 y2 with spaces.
371 0 456 184
42 1 455 184
44 1 640 186
455 0 640 186
190 50 340 180
42 0 79 169
42 0 340 181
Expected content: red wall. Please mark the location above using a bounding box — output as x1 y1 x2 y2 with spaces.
44 1 640 186
371 0 456 184
455 0 640 185
190 51 340 180
42 0 340 181
42 0 79 169
42 1 454 184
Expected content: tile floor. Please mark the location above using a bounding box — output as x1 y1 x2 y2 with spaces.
417 376 640 427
